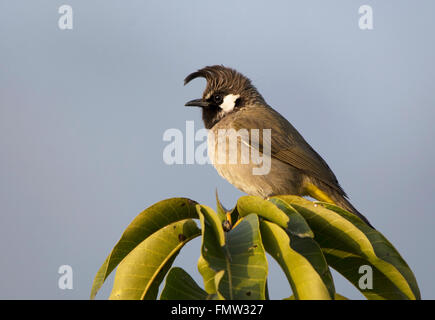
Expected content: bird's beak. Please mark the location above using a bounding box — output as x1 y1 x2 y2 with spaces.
185 98 210 108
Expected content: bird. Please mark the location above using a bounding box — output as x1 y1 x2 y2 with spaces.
184 65 373 228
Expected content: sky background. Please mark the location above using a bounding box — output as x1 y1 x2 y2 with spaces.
0 0 434 299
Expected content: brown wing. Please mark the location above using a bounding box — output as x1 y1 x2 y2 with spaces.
229 104 345 194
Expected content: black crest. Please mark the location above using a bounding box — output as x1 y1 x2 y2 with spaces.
184 65 263 103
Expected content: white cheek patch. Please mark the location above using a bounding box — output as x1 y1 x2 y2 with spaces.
220 94 240 112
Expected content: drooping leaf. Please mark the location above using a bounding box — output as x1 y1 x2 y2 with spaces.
267 198 314 238
197 205 268 300
197 204 228 295
285 293 348 300
213 270 227 300
275 195 420 300
160 267 208 300
237 195 313 238
260 220 333 300
91 198 198 299
322 249 408 300
198 255 218 295
237 196 289 230
237 196 334 298
333 293 349 300
109 219 200 300
217 214 268 299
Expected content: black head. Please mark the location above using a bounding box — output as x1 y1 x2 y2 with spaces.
184 65 264 129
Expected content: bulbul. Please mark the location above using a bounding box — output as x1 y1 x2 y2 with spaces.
184 65 373 228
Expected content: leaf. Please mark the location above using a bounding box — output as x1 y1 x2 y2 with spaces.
237 196 313 238
215 190 227 222
334 293 349 300
218 214 268 299
237 196 334 298
213 270 227 300
260 220 333 300
197 204 227 295
275 195 420 300
109 219 201 300
197 205 268 300
91 198 198 299
237 196 289 230
216 190 240 228
198 255 218 295
322 250 408 300
268 197 314 238
160 267 208 300
285 293 348 300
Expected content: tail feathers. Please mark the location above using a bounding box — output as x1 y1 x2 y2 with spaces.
330 194 375 229
305 182 375 229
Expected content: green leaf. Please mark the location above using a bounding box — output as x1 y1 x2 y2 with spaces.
237 196 334 298
215 190 227 222
197 205 268 300
216 191 240 229
268 198 314 238
91 198 198 299
285 293 348 300
237 196 313 238
197 204 227 295
160 267 208 300
198 255 218 295
275 195 420 300
237 196 289 229
213 270 227 300
109 219 200 300
218 214 268 299
260 220 333 300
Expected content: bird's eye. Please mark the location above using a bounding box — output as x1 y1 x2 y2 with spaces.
213 94 223 105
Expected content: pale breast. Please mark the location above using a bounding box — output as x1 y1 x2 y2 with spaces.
207 126 304 197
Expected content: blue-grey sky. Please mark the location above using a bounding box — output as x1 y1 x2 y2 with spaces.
0 0 434 299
